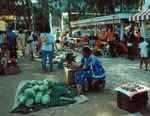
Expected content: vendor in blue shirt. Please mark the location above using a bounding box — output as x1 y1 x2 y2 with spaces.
72 47 106 94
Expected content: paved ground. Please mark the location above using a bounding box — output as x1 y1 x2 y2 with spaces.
0 53 150 116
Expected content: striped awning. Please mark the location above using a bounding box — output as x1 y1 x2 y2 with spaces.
129 8 150 21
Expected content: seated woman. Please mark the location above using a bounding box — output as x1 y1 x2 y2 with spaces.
71 47 106 94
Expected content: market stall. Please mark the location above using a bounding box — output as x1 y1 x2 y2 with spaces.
129 8 150 40
70 13 133 41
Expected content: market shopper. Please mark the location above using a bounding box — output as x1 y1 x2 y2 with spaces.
2 31 8 52
17 29 26 55
7 27 17 58
139 37 149 71
126 29 134 60
105 28 115 57
71 47 106 94
40 25 55 72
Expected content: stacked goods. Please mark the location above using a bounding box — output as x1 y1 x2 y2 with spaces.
4 58 20 75
17 80 77 109
6 58 17 67
121 83 144 92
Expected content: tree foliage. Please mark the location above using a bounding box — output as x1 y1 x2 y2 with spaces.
0 0 146 30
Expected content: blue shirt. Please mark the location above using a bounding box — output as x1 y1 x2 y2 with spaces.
7 31 16 45
40 33 55 51
81 55 106 79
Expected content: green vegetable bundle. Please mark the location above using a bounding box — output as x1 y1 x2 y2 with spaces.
17 79 77 108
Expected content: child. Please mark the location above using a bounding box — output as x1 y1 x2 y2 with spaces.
139 37 149 71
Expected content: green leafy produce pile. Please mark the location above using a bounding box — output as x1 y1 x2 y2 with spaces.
17 79 77 108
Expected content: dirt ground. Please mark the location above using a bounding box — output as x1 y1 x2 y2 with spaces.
0 53 150 116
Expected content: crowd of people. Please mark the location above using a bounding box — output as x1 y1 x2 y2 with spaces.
0 25 149 94
0 26 57 72
58 26 150 71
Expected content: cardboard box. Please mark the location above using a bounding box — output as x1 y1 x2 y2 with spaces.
64 66 76 86
117 91 148 113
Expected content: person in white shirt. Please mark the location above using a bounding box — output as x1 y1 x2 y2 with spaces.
139 37 148 71
40 27 55 72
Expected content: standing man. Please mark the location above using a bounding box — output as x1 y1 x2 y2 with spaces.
127 29 134 60
105 28 115 57
40 25 55 72
7 27 17 58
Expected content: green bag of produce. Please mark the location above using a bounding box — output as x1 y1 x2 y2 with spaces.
25 88 36 98
25 98 34 108
35 92 43 103
41 94 50 105
18 94 26 105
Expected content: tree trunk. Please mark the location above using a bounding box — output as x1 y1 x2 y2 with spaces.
26 0 32 30
67 0 72 33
